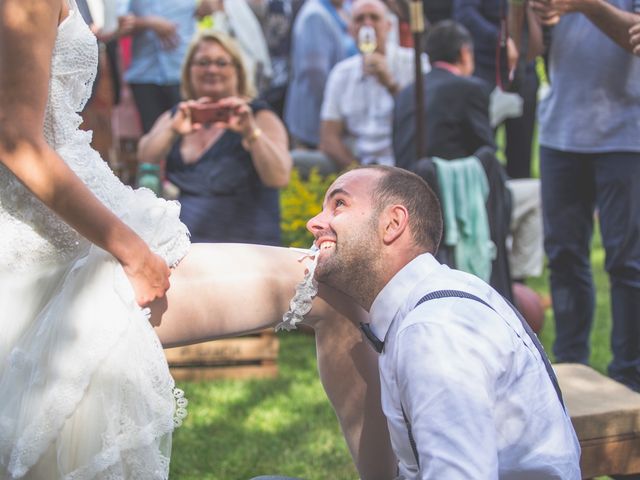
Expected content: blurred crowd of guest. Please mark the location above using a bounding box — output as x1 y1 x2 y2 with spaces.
79 0 640 391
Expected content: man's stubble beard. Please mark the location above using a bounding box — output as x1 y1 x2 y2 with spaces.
315 216 382 307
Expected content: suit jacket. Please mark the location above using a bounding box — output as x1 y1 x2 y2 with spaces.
393 67 495 170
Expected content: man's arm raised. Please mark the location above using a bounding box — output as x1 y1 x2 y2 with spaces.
530 0 640 53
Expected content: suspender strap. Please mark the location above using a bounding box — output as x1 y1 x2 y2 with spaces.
401 403 420 469
414 290 564 408
401 289 564 468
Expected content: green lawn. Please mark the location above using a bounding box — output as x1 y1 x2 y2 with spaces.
170 332 357 479
170 231 612 479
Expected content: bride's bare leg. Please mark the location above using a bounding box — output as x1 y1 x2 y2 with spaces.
150 244 396 479
152 243 340 344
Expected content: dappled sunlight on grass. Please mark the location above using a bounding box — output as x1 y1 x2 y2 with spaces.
170 333 357 479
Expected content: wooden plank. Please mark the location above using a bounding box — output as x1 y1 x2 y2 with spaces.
553 363 640 478
164 331 279 366
554 363 640 439
579 433 640 478
169 362 278 381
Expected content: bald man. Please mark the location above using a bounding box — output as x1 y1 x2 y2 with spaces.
319 0 428 170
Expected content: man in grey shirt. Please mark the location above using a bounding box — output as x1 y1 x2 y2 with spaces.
530 0 640 390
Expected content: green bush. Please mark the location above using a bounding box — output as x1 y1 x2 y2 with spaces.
280 168 337 248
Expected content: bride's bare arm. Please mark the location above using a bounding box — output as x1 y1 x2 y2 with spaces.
151 243 397 479
0 0 169 305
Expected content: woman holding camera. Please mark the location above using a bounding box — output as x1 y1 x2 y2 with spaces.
138 30 292 245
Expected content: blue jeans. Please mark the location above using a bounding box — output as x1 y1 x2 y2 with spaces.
540 147 640 391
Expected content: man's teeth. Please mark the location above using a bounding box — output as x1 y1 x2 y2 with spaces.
320 242 335 251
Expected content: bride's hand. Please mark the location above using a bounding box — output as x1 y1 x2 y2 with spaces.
121 246 171 306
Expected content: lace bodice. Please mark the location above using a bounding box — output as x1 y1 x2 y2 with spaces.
45 4 99 150
0 1 189 271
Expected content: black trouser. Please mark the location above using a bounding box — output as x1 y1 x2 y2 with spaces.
541 147 640 392
129 83 181 133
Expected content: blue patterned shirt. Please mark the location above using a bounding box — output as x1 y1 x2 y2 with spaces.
284 0 357 146
117 0 197 85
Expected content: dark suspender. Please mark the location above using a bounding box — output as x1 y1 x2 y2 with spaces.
400 289 564 468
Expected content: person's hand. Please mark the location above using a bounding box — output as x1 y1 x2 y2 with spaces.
121 244 171 307
196 0 224 17
149 16 179 50
506 37 519 74
169 100 207 136
630 22 640 56
117 14 136 37
530 0 562 25
210 96 256 137
363 52 398 93
530 0 593 25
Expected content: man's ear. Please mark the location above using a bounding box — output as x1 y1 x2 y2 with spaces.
459 44 474 76
381 204 409 245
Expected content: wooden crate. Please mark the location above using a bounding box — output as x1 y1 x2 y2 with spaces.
554 363 640 478
164 329 279 381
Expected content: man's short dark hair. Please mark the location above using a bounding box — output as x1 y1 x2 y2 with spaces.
425 20 473 64
364 166 443 254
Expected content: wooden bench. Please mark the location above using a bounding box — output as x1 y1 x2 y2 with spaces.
164 329 279 381
554 363 640 478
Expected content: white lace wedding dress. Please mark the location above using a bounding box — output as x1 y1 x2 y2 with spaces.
0 2 191 478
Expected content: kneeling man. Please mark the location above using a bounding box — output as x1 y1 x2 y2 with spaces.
306 166 581 478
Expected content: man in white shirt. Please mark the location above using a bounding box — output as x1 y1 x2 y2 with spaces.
306 165 581 479
319 0 427 169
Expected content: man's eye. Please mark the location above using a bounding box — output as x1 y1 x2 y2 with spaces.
335 199 346 207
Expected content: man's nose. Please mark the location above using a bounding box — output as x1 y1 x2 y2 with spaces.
306 210 328 235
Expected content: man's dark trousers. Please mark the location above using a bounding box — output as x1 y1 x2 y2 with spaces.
540 146 640 391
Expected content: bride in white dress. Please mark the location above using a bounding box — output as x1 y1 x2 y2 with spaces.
0 0 395 479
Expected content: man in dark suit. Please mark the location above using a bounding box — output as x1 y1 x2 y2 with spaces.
392 20 544 300
392 20 495 169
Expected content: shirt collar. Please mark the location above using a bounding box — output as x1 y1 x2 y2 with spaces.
369 252 440 343
433 61 462 76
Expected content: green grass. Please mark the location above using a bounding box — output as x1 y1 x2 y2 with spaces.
170 332 358 480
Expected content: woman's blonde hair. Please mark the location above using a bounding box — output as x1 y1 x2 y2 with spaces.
180 30 256 100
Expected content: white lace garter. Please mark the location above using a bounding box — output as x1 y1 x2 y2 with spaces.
275 245 319 331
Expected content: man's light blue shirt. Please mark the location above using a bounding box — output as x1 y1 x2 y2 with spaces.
370 253 581 478
117 0 197 85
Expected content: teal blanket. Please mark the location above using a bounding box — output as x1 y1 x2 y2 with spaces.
433 156 496 281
